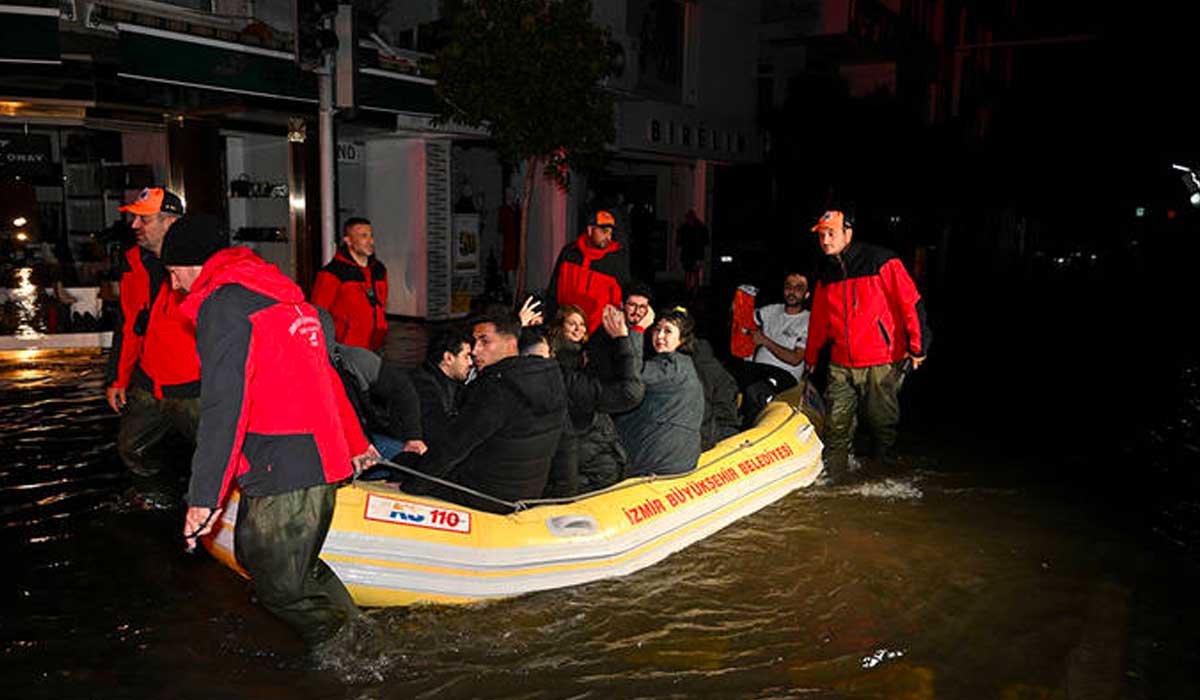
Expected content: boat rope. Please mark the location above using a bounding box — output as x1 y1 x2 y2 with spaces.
368 458 525 511
364 403 806 514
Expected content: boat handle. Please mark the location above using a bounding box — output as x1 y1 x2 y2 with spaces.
546 514 599 538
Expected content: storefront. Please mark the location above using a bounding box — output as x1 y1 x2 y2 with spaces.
1 123 168 340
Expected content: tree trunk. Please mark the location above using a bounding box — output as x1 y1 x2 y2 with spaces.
516 157 537 300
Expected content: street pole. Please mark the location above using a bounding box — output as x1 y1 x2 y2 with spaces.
318 53 336 264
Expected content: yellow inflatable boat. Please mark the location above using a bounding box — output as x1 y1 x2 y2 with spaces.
201 396 823 607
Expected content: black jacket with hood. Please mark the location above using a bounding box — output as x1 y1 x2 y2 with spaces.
546 335 645 496
410 355 567 513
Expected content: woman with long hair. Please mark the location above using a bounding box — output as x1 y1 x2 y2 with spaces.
546 303 589 370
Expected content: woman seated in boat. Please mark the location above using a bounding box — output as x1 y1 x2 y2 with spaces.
614 307 704 477
522 306 646 496
546 303 589 364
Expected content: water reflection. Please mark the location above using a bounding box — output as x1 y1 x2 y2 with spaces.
12 267 43 340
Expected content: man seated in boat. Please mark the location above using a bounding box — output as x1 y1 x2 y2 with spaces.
519 304 645 496
328 342 427 460
409 326 474 449
405 314 567 513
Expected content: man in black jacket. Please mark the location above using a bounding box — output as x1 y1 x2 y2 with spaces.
409 326 474 450
408 315 567 513
331 342 426 459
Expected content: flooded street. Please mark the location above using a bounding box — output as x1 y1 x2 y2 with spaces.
3 344 1198 699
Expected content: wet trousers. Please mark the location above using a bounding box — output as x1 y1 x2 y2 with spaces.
822 362 904 476
234 483 359 648
117 387 198 476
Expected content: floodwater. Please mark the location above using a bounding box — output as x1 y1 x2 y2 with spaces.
2 342 1199 699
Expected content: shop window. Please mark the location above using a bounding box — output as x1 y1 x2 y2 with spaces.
2 127 165 336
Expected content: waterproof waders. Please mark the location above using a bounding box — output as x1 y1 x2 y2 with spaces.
234 482 358 648
822 362 904 479
117 387 199 476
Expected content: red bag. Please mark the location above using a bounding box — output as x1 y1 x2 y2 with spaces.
730 284 758 359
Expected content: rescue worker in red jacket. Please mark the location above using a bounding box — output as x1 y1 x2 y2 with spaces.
103 187 200 477
162 215 379 651
545 210 631 335
804 208 931 481
310 217 388 352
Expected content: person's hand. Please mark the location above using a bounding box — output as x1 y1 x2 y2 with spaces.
750 329 767 346
637 305 655 332
105 386 126 413
351 444 383 477
601 304 628 338
518 295 544 327
183 506 221 552
908 353 926 370
402 439 428 455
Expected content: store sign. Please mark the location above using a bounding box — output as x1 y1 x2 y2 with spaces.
337 141 364 163
647 118 748 155
0 133 54 178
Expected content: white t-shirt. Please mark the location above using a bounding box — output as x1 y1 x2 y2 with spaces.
751 304 809 382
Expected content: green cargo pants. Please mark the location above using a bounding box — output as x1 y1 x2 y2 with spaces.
234 483 359 649
116 387 199 476
822 361 905 478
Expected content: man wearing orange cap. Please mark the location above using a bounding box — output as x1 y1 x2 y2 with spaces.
545 209 631 335
805 207 931 481
104 187 201 477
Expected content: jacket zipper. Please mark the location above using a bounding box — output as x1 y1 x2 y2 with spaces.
877 319 891 349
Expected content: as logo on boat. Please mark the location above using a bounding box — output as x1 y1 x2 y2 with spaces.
364 494 472 534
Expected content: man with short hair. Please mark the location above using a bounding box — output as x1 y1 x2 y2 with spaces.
409 315 566 513
409 326 474 450
750 272 811 385
162 215 378 651
546 209 631 334
806 208 931 479
104 187 200 477
311 217 388 352
621 282 654 332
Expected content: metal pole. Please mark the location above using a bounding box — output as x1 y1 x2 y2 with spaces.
318 54 336 264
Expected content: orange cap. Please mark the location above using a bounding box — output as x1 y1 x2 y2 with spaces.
811 210 847 232
589 210 616 227
119 187 184 216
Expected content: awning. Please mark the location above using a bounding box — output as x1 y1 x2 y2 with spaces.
357 69 441 115
117 24 317 103
0 2 61 65
116 24 443 117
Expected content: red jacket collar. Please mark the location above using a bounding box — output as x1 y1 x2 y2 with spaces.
334 244 375 269
574 233 620 261
180 247 305 321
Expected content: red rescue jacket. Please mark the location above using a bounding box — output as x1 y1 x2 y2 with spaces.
109 246 200 398
546 234 630 333
180 248 367 508
805 242 931 369
310 246 388 351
